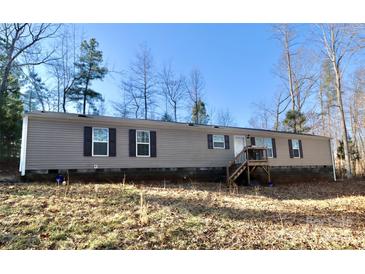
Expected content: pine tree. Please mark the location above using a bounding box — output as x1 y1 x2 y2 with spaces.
70 38 107 114
192 99 209 124
0 71 23 160
23 72 49 112
161 112 173 122
283 110 309 133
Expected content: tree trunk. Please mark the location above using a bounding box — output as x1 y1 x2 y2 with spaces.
333 63 352 178
135 105 139 119
83 91 87 115
28 89 33 112
57 78 60 112
144 85 147 120
174 102 177 122
195 100 198 124
143 64 148 119
0 63 12 96
83 79 89 115
63 90 67 113
275 106 280 131
319 87 325 135
0 26 23 97
284 31 295 112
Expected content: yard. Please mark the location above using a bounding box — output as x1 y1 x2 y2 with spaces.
1 180 365 249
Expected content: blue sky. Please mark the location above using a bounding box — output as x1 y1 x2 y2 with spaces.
74 24 286 126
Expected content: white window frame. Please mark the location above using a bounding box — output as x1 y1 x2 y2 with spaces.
136 130 151 157
92 127 109 157
264 138 273 158
213 134 225 149
292 139 301 158
255 137 273 158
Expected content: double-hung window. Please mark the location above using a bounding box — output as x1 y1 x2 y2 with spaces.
136 130 150 157
255 137 273 158
213 135 225 149
92 128 109 156
292 139 300 158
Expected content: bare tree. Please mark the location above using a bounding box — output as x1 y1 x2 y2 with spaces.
186 69 206 124
273 90 291 130
273 24 297 111
248 101 274 129
317 59 337 137
47 24 79 113
122 78 141 119
349 69 365 175
113 85 131 118
291 48 318 113
317 24 361 178
0 24 60 98
273 24 318 132
48 61 62 112
130 44 156 119
217 109 236 126
159 63 186 122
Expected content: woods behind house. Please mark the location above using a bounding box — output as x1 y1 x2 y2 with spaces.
1 24 365 177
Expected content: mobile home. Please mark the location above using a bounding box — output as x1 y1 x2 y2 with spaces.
19 112 335 183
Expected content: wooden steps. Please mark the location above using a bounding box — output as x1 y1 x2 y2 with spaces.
229 161 247 182
226 146 271 186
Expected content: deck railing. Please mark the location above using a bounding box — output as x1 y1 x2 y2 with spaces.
227 146 269 182
245 146 268 162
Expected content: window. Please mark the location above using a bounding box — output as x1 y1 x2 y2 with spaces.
255 137 273 158
92 128 109 156
292 139 300 158
213 135 225 149
136 130 150 157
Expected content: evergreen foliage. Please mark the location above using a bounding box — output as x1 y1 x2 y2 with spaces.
69 38 108 115
283 110 310 133
191 99 209 124
161 112 174 122
0 72 23 160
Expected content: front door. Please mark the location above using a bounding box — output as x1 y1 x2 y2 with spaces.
234 136 246 157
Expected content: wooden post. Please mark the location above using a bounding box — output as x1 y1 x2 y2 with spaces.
247 165 250 185
226 165 230 184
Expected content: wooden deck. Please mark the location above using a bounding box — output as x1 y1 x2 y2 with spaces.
226 146 271 188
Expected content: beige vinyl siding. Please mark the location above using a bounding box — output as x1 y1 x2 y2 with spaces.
26 118 234 170
25 115 332 171
267 137 331 166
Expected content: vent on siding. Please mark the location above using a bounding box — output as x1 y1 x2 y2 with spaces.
188 123 194 126
78 114 87 118
213 125 219 128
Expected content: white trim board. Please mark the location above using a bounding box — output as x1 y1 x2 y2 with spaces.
19 116 29 176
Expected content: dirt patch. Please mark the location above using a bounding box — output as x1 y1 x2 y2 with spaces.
0 160 19 183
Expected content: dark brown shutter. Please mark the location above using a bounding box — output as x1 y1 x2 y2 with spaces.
150 131 157 157
84 127 92 156
288 139 293 158
250 137 256 146
207 134 213 149
299 139 303 158
129 129 136 157
272 138 277 158
224 135 230 149
109 128 116 157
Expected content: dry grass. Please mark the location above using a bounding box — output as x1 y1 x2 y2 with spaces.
1 180 365 249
